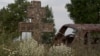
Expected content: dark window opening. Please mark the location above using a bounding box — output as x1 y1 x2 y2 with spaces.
84 32 88 45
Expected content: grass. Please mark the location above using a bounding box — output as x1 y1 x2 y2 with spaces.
0 37 100 56
18 38 73 56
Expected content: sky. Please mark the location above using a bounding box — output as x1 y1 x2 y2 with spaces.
0 0 74 38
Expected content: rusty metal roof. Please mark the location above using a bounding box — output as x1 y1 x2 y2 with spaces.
53 24 100 45
60 24 100 32
64 24 100 31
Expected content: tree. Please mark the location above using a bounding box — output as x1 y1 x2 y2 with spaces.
42 5 56 44
43 5 54 23
66 0 100 24
0 0 29 44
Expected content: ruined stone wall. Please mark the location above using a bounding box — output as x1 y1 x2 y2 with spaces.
19 1 54 42
42 23 54 32
19 22 33 32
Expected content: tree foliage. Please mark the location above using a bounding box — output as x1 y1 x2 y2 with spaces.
0 0 29 44
66 0 100 23
42 5 56 44
43 5 54 23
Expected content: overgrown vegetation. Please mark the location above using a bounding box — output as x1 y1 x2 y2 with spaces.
0 0 56 55
0 0 55 45
0 38 74 56
19 38 73 56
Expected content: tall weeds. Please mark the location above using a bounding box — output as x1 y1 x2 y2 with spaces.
19 38 73 56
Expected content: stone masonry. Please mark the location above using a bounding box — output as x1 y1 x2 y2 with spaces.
19 1 54 42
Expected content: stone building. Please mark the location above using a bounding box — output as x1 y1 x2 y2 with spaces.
19 1 54 42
